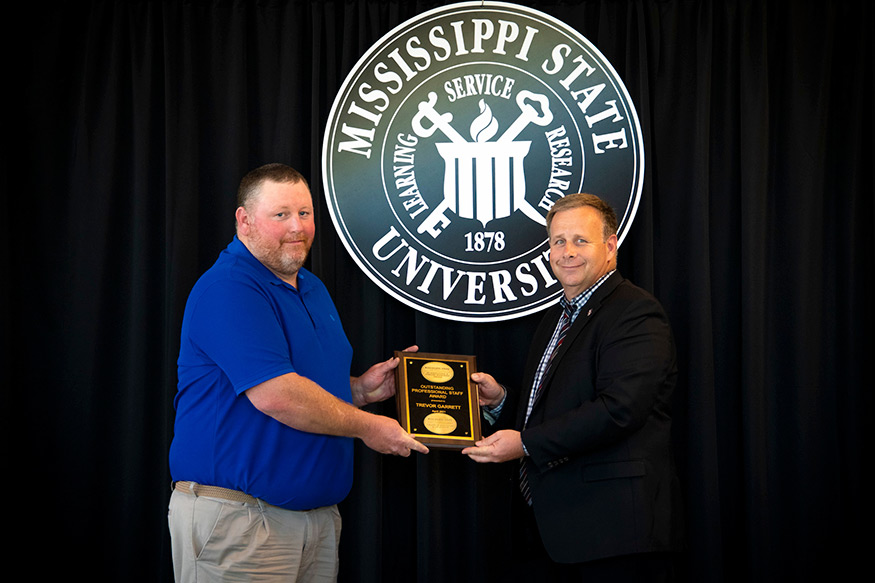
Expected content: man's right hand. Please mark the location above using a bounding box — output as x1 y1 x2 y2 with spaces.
362 414 429 457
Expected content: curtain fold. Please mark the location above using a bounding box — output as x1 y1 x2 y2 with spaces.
12 1 871 581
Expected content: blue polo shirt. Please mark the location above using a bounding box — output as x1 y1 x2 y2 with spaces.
170 236 354 510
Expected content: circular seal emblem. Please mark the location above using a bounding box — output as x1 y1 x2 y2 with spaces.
420 361 455 383
423 412 458 435
322 1 643 322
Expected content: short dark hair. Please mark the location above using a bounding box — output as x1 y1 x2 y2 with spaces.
545 193 618 241
236 163 308 210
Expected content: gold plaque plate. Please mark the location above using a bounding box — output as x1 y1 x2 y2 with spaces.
394 352 481 449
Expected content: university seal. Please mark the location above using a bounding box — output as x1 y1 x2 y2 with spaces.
322 1 643 321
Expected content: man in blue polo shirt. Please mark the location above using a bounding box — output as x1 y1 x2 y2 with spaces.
168 163 428 582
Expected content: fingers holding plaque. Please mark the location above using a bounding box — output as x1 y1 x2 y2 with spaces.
394 352 482 449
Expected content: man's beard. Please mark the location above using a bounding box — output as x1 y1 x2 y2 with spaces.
248 228 312 281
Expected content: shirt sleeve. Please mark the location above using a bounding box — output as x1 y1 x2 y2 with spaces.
186 278 296 394
481 385 508 425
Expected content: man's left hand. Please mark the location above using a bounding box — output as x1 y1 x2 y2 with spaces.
351 345 418 407
462 429 525 463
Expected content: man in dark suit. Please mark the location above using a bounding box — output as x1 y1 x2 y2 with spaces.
463 193 683 581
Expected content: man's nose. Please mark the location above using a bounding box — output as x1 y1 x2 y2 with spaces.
287 215 303 232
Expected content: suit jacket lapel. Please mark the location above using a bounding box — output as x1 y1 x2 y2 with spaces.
529 272 625 415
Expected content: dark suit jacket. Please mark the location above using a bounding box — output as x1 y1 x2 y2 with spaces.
496 271 683 564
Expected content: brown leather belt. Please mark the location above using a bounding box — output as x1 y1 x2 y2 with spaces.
173 481 260 505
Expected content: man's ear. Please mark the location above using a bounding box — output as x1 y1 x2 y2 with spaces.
235 206 250 235
606 233 618 260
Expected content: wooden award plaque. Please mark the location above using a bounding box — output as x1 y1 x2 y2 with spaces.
394 352 482 449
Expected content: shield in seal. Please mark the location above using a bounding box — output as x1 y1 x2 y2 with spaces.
322 1 644 322
415 89 553 232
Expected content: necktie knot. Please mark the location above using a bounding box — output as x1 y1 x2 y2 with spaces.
559 299 575 325
563 303 574 320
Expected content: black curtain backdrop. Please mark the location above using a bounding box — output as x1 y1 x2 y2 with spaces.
10 1 872 581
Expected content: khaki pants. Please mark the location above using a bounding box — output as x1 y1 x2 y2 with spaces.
168 486 341 582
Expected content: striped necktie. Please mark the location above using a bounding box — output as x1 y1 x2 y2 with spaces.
520 303 574 505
